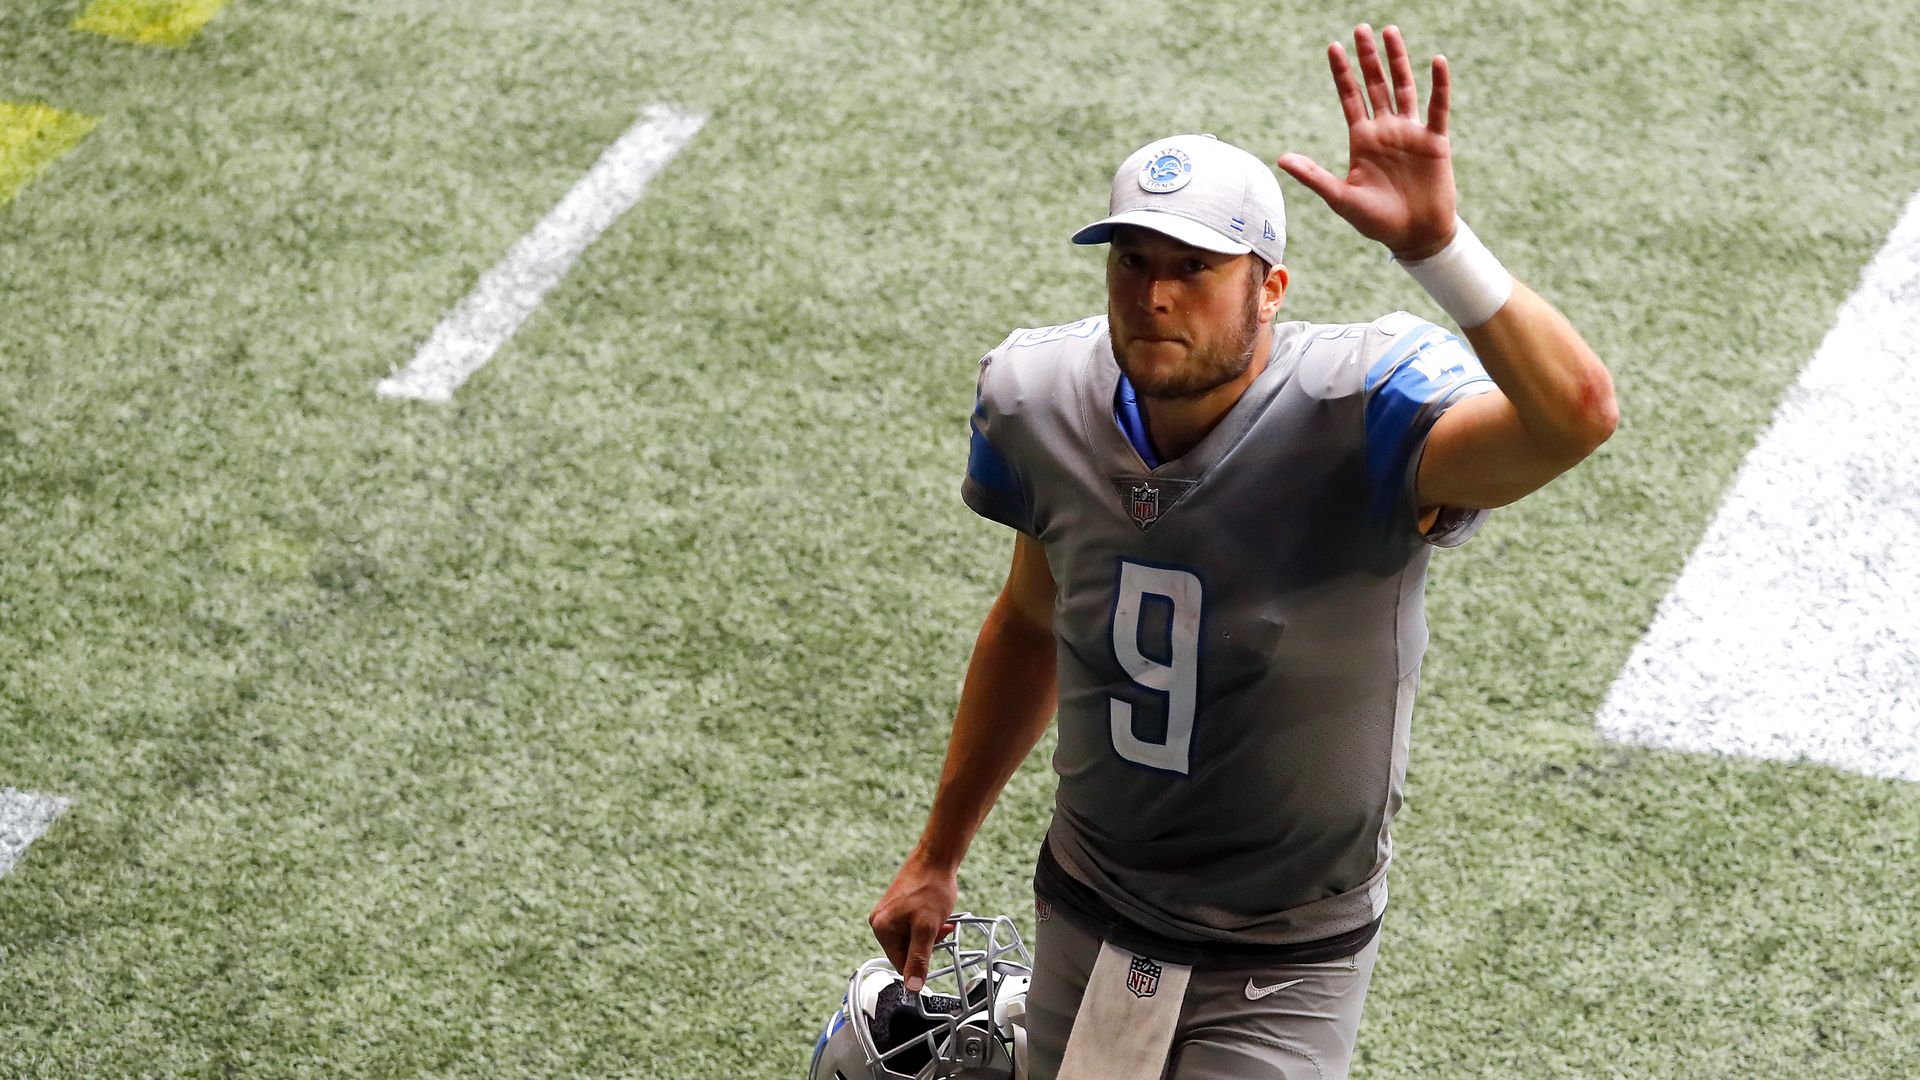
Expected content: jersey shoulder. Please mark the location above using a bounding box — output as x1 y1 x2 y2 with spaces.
1288 310 1459 402
976 313 1107 415
964 315 1106 536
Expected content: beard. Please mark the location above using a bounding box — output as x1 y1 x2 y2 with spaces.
1109 277 1265 401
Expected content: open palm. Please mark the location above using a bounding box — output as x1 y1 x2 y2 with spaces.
1276 23 1457 260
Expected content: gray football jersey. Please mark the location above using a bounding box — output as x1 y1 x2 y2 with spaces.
961 310 1495 947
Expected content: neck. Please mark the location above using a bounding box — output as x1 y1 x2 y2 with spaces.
1141 323 1273 461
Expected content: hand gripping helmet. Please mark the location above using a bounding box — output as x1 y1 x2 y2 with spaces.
807 913 1033 1080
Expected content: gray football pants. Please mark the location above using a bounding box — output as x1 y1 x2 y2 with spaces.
1024 908 1381 1080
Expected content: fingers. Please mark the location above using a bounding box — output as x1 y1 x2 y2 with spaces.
873 897 957 993
1274 153 1346 209
1333 24 1439 127
1383 25 1419 118
902 922 931 992
871 906 912 976
871 859 961 993
1352 23 1393 118
1428 54 1450 136
900 916 956 993
1326 40 1366 127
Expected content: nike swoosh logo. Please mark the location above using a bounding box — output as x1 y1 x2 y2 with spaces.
1244 977 1306 1000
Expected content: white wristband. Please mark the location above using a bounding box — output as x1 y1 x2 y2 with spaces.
1393 217 1513 329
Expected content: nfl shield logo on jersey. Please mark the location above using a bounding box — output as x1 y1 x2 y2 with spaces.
1129 483 1161 527
1110 476 1198 531
1127 955 1162 998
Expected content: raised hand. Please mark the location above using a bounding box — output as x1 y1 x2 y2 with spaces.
1276 23 1457 260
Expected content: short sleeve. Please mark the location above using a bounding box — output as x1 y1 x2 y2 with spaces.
1361 315 1497 545
960 350 1036 535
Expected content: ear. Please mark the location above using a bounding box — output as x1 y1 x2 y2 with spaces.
1261 265 1289 323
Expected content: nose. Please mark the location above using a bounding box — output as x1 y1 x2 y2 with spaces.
1141 273 1175 315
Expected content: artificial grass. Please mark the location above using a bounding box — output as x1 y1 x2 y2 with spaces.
2 0 1917 1075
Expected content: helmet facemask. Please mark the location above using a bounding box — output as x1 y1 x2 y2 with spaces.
810 913 1033 1080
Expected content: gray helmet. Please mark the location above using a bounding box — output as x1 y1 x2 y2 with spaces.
807 913 1033 1080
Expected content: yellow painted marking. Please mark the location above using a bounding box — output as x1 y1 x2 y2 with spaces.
0 101 98 208
71 0 233 47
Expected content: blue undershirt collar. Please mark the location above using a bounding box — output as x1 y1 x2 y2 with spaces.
1113 372 1163 470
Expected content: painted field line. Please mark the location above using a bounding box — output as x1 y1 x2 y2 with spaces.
0 101 98 208
71 0 233 48
1597 189 1920 782
377 105 706 403
1 788 71 878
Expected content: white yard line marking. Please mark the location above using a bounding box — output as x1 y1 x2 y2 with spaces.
1 788 71 877
377 105 706 402
1597 190 1920 782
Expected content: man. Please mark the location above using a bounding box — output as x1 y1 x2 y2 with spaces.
869 23 1616 1080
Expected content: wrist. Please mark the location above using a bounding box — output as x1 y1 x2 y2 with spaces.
1391 225 1455 262
910 834 966 876
1392 216 1514 329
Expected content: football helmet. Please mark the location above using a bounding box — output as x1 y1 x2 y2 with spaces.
808 912 1032 1080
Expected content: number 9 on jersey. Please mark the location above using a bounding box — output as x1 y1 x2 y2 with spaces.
1109 560 1203 774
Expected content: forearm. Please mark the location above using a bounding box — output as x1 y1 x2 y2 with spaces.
1459 279 1618 459
911 596 1059 873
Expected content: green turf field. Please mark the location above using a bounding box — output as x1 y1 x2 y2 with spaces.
4 0 1918 1075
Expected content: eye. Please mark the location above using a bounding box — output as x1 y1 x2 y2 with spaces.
1117 251 1146 270
1182 259 1208 276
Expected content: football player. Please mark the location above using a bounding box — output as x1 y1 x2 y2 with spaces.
869 23 1616 1080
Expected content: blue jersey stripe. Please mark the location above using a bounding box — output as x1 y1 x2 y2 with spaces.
967 396 1021 493
1364 324 1492 520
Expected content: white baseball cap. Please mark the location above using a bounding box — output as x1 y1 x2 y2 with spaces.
1072 133 1286 267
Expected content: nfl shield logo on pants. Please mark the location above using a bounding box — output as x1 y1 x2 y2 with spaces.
1126 954 1162 998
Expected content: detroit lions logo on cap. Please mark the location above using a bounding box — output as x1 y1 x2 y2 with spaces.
1139 147 1193 193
